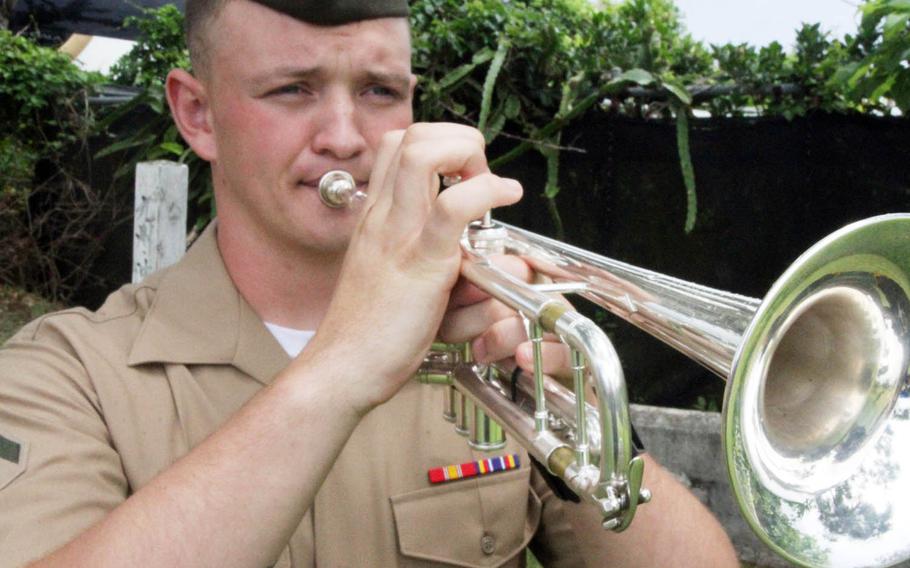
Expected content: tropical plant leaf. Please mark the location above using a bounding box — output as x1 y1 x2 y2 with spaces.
94 133 157 159
673 104 697 233
662 79 692 105
437 48 494 90
478 39 510 133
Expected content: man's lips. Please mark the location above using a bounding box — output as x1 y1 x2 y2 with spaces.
298 177 368 189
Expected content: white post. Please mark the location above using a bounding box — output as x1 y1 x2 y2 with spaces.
133 160 189 283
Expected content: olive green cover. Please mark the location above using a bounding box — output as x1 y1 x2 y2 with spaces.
250 0 408 25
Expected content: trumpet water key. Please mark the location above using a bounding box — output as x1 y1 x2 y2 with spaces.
318 170 910 568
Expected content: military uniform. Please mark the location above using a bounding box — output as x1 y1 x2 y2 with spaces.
0 225 595 567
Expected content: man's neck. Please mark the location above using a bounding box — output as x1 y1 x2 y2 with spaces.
216 220 345 331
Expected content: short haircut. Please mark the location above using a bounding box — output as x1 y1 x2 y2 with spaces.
184 0 229 77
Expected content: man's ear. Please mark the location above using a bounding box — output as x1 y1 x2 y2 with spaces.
165 69 217 162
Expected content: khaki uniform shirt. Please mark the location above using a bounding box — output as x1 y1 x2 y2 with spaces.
0 226 593 567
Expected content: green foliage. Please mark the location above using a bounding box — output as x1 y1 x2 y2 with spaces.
0 30 127 302
410 0 706 130
0 28 102 245
692 395 719 412
109 4 190 88
0 29 103 163
410 0 704 231
832 0 910 113
0 286 63 345
707 24 853 119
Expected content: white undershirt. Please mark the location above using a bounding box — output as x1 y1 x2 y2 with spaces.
264 321 315 358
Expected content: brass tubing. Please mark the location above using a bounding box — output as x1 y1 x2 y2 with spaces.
572 349 590 467
443 386 456 422
531 322 548 432
454 390 470 436
470 407 506 451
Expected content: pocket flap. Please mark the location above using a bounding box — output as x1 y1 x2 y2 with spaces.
390 468 541 567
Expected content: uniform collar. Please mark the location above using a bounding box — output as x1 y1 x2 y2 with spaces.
127 222 290 385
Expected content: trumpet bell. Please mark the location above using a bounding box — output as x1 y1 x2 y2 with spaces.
727 214 910 568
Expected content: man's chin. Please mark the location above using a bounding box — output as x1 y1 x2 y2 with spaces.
288 228 354 259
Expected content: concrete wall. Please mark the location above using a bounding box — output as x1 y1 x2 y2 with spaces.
630 405 908 568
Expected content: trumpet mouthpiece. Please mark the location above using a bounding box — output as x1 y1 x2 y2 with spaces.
318 170 364 208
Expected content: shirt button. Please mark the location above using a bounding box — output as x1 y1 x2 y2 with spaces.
480 533 496 555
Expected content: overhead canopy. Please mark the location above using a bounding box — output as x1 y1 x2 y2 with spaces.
8 0 185 44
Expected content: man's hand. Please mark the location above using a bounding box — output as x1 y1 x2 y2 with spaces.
298 123 523 414
438 255 574 382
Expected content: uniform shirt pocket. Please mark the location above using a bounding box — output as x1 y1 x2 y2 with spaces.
390 468 541 567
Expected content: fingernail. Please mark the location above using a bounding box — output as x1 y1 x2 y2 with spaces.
472 338 487 362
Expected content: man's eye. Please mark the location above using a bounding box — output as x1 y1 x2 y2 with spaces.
366 85 402 99
271 84 310 97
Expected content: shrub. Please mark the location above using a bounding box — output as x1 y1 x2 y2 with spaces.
832 0 910 114
0 30 128 302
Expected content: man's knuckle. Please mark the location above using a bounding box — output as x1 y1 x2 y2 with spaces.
486 301 514 322
469 127 485 148
433 193 457 220
403 122 431 142
399 144 423 169
484 323 511 353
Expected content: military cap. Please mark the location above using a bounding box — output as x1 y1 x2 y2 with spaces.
249 0 409 26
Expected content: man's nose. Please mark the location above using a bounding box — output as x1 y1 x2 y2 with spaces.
311 92 367 160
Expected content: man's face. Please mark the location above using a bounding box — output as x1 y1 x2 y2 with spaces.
202 1 415 255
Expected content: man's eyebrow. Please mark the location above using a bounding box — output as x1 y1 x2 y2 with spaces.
252 65 324 84
249 66 411 90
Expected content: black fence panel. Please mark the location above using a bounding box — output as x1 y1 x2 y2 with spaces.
493 111 910 408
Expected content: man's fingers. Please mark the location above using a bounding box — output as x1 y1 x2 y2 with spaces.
468 315 529 364
385 124 487 227
364 129 405 213
439 299 517 344
516 340 574 381
467 316 573 379
421 174 522 258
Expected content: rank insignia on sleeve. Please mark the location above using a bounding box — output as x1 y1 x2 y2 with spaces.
428 453 521 484
0 434 20 464
0 432 28 492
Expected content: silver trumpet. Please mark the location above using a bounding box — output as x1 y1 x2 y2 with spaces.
319 171 910 568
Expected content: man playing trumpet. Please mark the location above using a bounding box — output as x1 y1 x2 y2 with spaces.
0 1 738 566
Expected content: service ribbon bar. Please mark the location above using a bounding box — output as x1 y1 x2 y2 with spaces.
428 453 521 484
